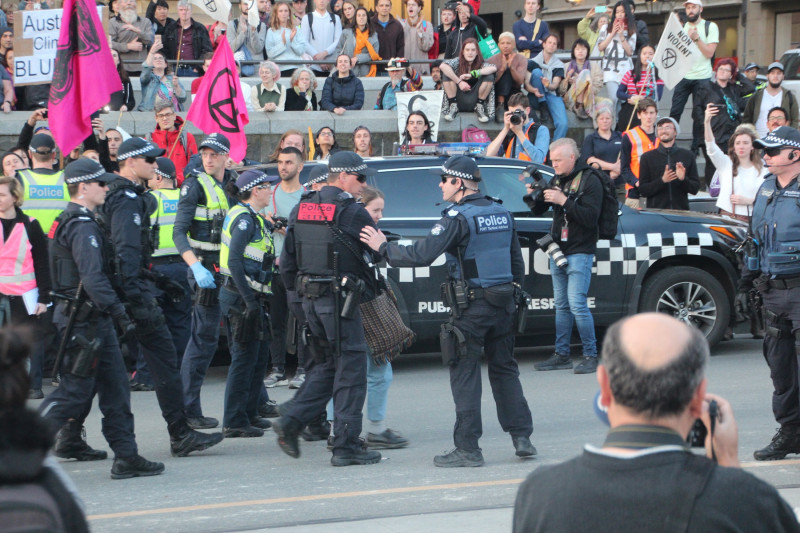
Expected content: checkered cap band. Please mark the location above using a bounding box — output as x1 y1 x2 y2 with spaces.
240 173 269 192
307 172 328 185
441 165 476 180
329 163 368 174
201 138 230 153
154 168 174 180
761 131 800 149
66 168 106 184
118 145 156 161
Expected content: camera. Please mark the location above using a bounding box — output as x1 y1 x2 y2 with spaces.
521 166 548 206
509 109 527 126
687 399 718 447
536 234 567 269
272 216 289 231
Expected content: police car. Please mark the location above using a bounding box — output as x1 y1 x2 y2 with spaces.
295 155 746 348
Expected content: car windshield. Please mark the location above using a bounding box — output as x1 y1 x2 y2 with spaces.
780 52 800 81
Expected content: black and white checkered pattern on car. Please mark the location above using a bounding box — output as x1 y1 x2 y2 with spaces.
593 232 714 275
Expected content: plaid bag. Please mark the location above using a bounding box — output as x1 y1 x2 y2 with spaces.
360 290 416 365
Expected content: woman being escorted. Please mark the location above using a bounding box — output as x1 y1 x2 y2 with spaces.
440 38 496 123
220 170 280 438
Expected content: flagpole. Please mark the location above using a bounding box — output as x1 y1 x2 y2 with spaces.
308 127 315 160
176 25 184 72
623 62 654 133
168 120 189 158
117 109 124 128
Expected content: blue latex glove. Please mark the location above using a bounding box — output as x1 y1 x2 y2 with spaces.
190 262 216 289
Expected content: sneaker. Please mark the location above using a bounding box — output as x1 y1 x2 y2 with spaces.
366 429 409 449
302 413 331 442
433 448 484 468
264 369 288 388
51 374 60 387
574 356 599 375
512 436 537 458
222 426 264 438
754 427 800 461
250 417 273 430
331 448 381 467
443 102 459 122
28 389 44 400
130 382 155 392
272 417 301 458
289 368 306 389
534 353 573 371
258 400 280 418
54 421 108 461
111 455 165 480
187 416 219 430
475 102 489 123
170 428 224 457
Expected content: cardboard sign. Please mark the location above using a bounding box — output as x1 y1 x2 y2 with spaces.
396 90 444 143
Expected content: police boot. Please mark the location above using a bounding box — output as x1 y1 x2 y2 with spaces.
273 417 303 458
169 422 224 457
111 455 165 480
302 412 331 441
54 420 108 461
754 426 800 461
512 436 537 458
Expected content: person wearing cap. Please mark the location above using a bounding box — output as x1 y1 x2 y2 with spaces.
174 132 237 429
744 126 800 462
100 137 224 457
512 314 798 533
737 62 762 100
360 154 535 467
743 61 799 138
40 158 166 480
273 151 383 467
637 117 700 210
218 170 279 438
15 133 66 236
374 58 422 111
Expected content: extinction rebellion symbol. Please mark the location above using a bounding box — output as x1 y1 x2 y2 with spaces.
661 48 677 69
208 69 240 133
204 0 218 12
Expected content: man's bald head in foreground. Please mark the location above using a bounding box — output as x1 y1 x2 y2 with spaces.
600 313 709 421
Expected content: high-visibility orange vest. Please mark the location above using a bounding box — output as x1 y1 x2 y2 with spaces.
504 122 540 162
0 219 37 296
623 126 659 191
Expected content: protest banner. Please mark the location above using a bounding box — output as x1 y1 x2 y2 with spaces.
396 91 444 144
654 12 702 90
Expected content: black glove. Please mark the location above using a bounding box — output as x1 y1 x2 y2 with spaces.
113 311 136 342
126 300 165 335
233 302 263 343
156 275 187 303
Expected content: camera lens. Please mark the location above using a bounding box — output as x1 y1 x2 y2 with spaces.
510 114 522 126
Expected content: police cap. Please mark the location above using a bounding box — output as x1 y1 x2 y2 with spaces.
64 158 117 184
429 155 481 182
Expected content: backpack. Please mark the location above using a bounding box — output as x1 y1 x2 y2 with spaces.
462 124 490 143
0 483 66 533
577 167 619 241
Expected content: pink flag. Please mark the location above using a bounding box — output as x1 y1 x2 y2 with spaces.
49 0 122 155
187 40 250 162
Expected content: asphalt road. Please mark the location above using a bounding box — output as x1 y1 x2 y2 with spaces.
30 336 800 532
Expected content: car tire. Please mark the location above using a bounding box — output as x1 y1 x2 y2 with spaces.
639 266 731 347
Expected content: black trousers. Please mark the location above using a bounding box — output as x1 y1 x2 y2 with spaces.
283 292 367 455
38 313 138 458
269 273 307 371
669 77 708 150
761 286 800 427
449 298 533 451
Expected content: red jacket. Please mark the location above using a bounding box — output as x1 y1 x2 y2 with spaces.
150 116 197 186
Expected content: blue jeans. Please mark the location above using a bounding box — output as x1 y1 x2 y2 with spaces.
550 254 597 357
326 352 393 424
528 68 568 140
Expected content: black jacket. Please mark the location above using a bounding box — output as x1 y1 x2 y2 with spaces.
444 15 488 59
699 81 744 146
320 71 364 110
638 144 701 210
162 19 213 64
532 162 603 256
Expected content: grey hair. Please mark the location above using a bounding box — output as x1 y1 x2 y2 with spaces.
290 67 319 91
260 61 280 79
601 317 709 418
549 138 579 159
177 0 191 8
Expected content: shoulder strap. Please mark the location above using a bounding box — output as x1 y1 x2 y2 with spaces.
664 453 715 533
704 19 710 35
532 18 541 41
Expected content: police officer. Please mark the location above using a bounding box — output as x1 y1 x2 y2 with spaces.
219 170 279 437
173 133 237 429
15 134 67 236
360 155 535 467
39 158 165 479
101 138 223 457
747 127 800 461
273 152 382 467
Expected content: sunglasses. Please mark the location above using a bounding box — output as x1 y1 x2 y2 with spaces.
87 180 109 187
764 147 788 157
349 173 366 183
440 175 457 183
139 156 158 164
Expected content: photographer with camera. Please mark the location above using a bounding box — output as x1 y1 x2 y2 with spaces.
526 138 602 374
485 92 549 164
513 313 800 533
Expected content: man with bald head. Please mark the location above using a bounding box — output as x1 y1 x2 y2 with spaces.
513 313 799 533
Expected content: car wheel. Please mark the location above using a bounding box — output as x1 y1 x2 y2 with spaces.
639 267 731 347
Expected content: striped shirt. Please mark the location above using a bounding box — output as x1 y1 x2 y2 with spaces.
620 69 664 99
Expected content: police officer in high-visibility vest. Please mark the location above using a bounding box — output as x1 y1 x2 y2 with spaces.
15 134 67 236
173 133 237 430
360 155 535 467
101 137 223 458
39 158 165 480
485 93 550 164
746 127 800 461
219 170 279 438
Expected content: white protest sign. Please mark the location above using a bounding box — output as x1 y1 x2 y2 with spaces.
191 0 232 25
654 12 703 90
396 90 444 143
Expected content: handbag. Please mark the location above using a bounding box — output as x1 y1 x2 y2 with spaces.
360 289 416 365
520 18 541 59
477 28 500 59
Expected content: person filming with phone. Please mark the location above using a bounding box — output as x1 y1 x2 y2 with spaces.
525 138 603 375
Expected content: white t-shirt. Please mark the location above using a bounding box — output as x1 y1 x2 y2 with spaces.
597 24 636 85
755 89 783 138
708 141 768 216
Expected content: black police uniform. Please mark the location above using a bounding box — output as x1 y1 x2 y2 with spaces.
39 203 139 460
173 167 237 420
100 176 223 454
376 192 534 457
279 185 378 457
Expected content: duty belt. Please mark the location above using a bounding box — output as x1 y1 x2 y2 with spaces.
150 256 185 266
296 275 334 298
768 277 800 290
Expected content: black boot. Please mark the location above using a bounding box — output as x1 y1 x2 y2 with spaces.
169 422 224 457
302 412 331 441
54 420 108 461
273 417 303 458
111 455 165 480
754 426 800 461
